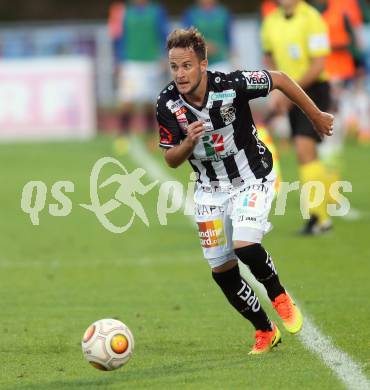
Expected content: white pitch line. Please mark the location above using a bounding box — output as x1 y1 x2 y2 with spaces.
239 269 370 390
239 269 370 389
128 136 370 390
298 317 370 390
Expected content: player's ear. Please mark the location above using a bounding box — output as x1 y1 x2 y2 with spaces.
200 59 208 73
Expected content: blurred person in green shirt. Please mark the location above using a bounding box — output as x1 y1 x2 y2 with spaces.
110 0 169 153
182 0 233 73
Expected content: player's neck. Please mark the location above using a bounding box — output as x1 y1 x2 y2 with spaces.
183 73 208 108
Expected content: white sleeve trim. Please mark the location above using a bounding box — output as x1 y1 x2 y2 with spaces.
262 70 272 94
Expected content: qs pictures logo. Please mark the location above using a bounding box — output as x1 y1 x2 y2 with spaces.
20 157 197 233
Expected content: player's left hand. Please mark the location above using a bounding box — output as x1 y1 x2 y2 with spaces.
312 111 334 137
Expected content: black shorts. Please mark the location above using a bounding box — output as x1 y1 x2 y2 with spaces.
289 81 331 143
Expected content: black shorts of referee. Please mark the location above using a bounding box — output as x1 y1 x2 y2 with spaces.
289 81 331 143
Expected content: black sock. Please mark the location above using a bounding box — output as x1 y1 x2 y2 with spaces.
212 265 272 331
235 244 285 301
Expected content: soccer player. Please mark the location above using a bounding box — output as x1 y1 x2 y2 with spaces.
261 0 335 234
156 28 333 354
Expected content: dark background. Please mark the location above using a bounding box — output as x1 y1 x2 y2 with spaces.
0 0 262 22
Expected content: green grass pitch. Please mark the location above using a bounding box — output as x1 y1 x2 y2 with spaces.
0 136 369 389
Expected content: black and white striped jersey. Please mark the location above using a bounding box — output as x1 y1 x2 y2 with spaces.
157 70 273 188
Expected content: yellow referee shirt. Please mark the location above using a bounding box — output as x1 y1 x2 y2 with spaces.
261 1 330 82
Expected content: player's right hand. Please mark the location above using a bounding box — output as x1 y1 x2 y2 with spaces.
185 121 205 147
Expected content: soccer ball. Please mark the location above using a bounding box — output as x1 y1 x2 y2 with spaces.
81 318 134 371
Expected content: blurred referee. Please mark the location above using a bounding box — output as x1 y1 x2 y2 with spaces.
262 0 335 235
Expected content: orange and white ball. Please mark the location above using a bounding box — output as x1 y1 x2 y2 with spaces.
81 318 134 371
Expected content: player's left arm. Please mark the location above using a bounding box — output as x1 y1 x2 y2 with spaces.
270 70 333 137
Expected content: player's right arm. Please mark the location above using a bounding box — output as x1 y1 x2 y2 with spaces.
157 91 205 168
163 121 205 168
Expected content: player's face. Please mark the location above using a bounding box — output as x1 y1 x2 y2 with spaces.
168 47 208 95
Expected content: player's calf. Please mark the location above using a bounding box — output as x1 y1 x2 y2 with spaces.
235 243 285 301
212 263 273 332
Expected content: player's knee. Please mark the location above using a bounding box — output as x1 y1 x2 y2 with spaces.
211 259 238 273
235 242 262 256
233 240 255 249
206 252 236 270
